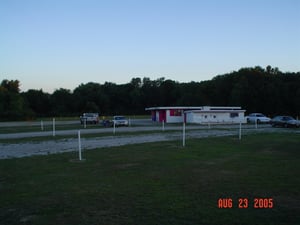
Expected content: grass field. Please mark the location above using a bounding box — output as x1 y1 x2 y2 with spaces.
0 133 299 225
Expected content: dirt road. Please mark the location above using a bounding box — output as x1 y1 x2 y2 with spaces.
1 124 298 159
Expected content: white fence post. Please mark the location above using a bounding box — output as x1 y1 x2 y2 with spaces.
52 118 56 137
78 130 82 161
113 121 116 134
183 122 186 147
239 122 242 140
41 120 44 131
162 120 165 131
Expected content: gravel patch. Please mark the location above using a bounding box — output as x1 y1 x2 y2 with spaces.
0 126 299 159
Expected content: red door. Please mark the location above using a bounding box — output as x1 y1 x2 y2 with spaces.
159 110 166 122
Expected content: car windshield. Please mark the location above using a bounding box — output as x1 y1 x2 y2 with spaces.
115 116 125 120
85 113 97 117
249 114 265 117
284 116 294 121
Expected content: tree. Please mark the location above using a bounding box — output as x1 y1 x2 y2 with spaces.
159 79 179 106
22 89 51 117
73 82 104 114
50 88 74 116
0 79 31 120
2 65 299 120
1 79 20 93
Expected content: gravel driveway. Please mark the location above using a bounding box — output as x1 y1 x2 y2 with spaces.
0 124 298 159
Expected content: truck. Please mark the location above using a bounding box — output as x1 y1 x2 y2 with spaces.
80 113 99 124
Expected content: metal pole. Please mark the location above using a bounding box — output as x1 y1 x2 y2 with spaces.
162 120 165 131
113 121 116 134
41 120 44 131
183 122 186 147
239 122 242 140
255 119 258 129
78 130 82 161
52 118 55 137
84 118 86 128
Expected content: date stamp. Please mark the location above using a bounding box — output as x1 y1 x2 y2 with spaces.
218 198 274 208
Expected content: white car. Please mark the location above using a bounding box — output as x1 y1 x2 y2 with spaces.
246 113 271 124
112 116 129 127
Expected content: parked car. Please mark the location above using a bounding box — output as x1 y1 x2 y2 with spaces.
80 113 99 124
246 113 271 124
112 115 129 127
270 116 300 128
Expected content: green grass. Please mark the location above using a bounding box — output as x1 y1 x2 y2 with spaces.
0 133 299 225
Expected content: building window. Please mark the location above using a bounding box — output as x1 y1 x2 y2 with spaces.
170 109 182 116
230 113 239 118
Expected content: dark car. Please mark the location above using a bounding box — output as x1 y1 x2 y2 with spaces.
270 116 300 128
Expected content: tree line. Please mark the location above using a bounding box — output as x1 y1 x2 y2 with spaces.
1 66 300 121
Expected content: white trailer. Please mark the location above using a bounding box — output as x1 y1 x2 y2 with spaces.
185 106 246 124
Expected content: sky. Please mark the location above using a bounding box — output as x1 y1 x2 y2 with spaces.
1 0 299 93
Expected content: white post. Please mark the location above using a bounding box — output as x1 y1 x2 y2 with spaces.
84 118 87 128
129 117 131 127
255 119 258 129
41 120 44 131
239 122 242 140
208 122 211 129
113 121 116 134
78 130 82 161
52 118 56 137
162 120 165 131
183 122 186 147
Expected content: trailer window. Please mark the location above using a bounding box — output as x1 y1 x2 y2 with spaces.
230 113 239 118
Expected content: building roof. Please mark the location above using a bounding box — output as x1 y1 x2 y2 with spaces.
184 110 246 113
145 106 203 111
145 106 243 111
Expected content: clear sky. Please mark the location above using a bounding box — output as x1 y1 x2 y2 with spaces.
1 0 299 93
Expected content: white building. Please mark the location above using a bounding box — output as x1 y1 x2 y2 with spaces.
185 106 246 124
145 106 201 123
145 106 246 124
